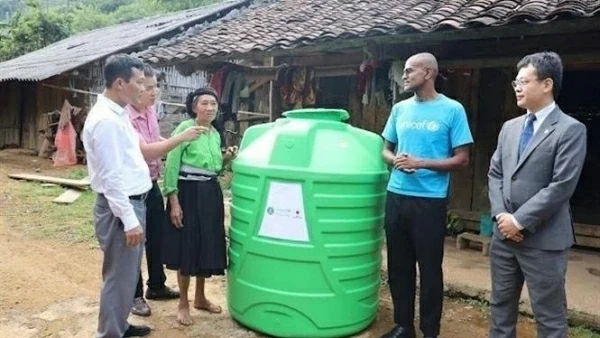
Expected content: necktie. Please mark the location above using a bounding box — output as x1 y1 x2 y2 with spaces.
518 114 536 159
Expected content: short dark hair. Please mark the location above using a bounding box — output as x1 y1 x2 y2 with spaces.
143 64 157 78
517 51 563 98
104 54 144 88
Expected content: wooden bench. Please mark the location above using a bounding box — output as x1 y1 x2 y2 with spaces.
456 232 492 256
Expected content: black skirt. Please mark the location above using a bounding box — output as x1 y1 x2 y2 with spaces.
163 178 227 277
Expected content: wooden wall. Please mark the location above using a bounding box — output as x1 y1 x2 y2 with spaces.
0 81 23 149
0 76 85 151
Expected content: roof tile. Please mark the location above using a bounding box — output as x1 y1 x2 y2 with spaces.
140 0 600 64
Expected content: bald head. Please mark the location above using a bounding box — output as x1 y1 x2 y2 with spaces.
402 52 439 94
407 52 439 77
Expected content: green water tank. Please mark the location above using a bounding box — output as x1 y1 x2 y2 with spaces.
227 108 388 338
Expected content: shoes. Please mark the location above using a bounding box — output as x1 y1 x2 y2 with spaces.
379 325 416 338
145 286 180 300
131 297 151 317
123 324 151 337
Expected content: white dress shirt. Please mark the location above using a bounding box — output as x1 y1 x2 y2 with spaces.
526 101 555 135
83 94 152 231
499 101 556 231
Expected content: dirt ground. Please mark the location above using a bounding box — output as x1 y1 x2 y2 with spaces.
0 149 583 338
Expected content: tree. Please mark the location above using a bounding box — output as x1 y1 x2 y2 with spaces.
0 0 72 61
0 0 22 22
71 5 117 33
161 0 223 11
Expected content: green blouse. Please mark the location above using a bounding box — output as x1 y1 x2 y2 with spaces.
163 119 223 196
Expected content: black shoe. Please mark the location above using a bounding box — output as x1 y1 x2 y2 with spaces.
131 297 151 317
380 325 416 338
123 324 151 337
145 286 180 300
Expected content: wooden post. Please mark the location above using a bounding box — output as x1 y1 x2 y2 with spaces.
266 57 282 122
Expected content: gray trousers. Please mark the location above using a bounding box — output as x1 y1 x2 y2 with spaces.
489 236 569 338
94 194 146 338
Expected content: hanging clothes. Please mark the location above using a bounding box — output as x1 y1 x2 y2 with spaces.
230 72 246 114
277 66 317 109
209 66 229 97
389 60 405 102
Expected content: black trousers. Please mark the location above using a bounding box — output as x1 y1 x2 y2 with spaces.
135 182 168 298
384 192 447 337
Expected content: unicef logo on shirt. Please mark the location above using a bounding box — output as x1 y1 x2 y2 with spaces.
267 207 274 215
426 121 440 132
399 120 441 132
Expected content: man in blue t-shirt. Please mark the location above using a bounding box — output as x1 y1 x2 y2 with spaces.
380 53 474 338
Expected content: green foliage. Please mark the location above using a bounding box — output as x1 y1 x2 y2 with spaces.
0 0 72 61
447 211 466 237
109 0 167 24
0 0 227 61
70 5 117 33
571 327 600 338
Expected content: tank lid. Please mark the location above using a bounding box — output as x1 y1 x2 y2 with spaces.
282 108 350 122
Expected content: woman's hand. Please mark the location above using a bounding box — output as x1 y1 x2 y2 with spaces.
223 146 238 162
169 196 184 228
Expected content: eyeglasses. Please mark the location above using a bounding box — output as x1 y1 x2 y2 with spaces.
511 79 531 89
512 77 547 89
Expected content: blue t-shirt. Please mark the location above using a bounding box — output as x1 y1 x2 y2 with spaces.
381 94 473 198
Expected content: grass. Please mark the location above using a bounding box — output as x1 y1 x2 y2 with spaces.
572 327 600 338
2 168 96 245
454 298 600 338
3 166 232 245
66 167 89 180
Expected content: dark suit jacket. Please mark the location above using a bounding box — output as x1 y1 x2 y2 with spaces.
488 106 587 251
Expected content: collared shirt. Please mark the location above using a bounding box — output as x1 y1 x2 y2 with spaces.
83 94 152 232
163 119 223 196
126 104 162 180
526 101 555 135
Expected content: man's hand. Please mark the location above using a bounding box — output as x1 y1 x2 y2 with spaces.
180 126 209 142
223 146 238 162
170 203 184 228
125 225 144 247
393 153 417 174
497 214 524 242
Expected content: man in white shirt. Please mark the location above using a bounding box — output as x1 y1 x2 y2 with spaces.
83 54 204 338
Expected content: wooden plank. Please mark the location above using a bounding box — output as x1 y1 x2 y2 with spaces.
450 209 600 248
573 223 600 238
439 53 600 69
237 116 270 122
53 189 82 204
8 173 89 189
238 110 270 117
279 52 364 67
382 31 600 64
574 235 600 249
248 79 270 94
456 232 491 256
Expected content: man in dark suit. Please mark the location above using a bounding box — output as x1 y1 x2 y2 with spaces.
488 51 587 338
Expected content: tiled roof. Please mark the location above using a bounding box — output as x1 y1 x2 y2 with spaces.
0 0 249 82
140 0 600 65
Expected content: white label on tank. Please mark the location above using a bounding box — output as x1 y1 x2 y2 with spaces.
258 181 309 242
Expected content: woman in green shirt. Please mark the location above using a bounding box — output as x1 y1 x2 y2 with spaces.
162 87 237 326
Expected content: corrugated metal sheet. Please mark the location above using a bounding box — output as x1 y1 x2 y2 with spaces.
0 0 249 83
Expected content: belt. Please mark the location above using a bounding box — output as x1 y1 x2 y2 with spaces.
179 171 218 182
129 191 150 200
